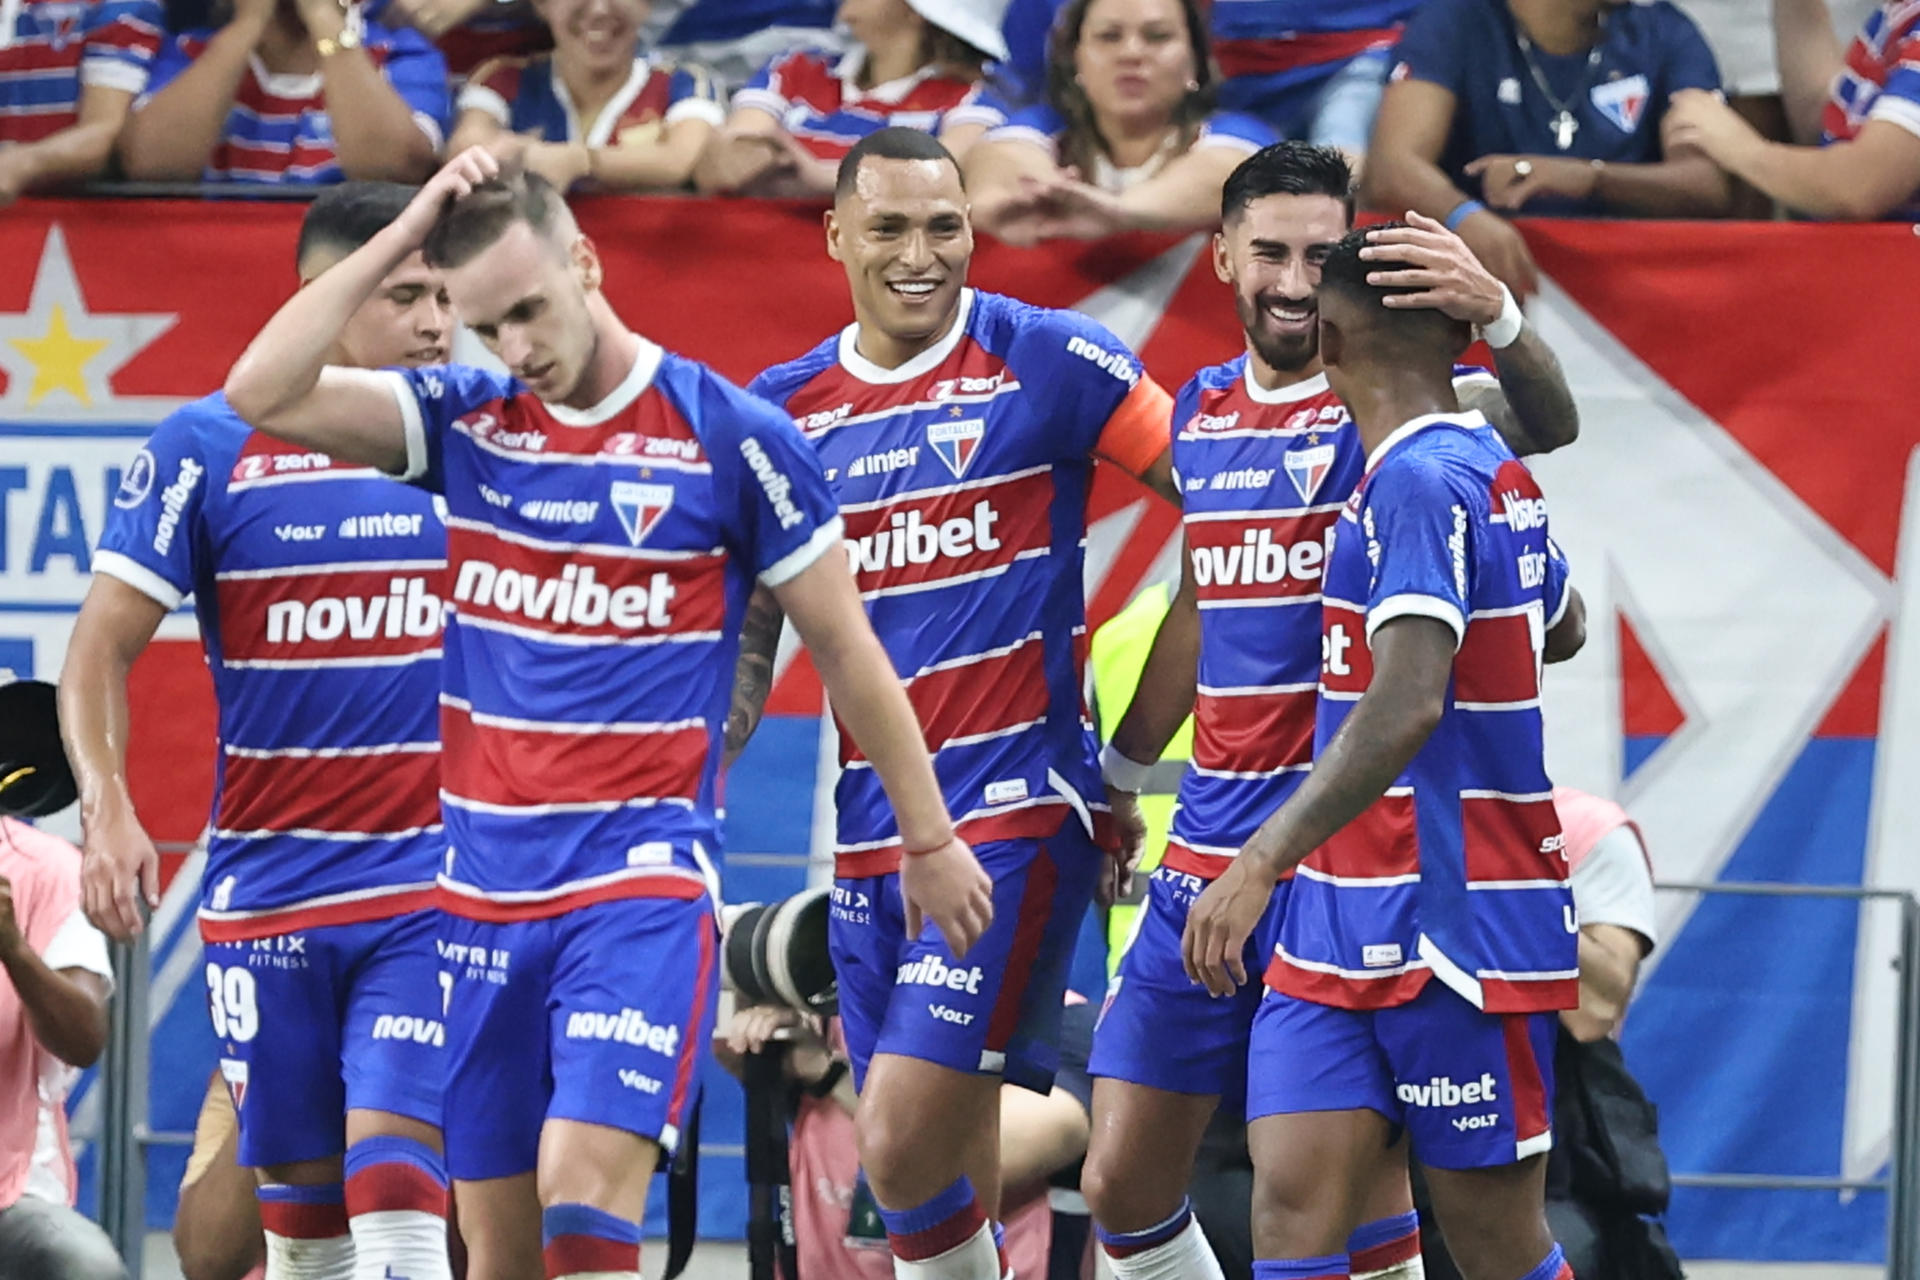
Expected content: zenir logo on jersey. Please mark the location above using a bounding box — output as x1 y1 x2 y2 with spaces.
1285 444 1337 505
611 480 674 546
927 417 985 479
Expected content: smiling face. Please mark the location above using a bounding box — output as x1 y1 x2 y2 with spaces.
1215 191 1349 375
535 0 649 78
442 220 602 404
1072 0 1197 130
826 154 973 359
311 250 451 371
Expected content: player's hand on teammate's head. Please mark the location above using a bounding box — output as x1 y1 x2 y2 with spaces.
1361 211 1509 327
1180 858 1269 998
78 807 161 940
900 834 993 959
394 147 504 247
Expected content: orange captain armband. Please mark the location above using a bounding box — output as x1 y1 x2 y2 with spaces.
1094 376 1175 480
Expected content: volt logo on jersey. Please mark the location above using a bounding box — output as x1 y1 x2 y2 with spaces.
927 417 985 478
611 480 674 546
1590 74 1649 133
1285 444 1337 505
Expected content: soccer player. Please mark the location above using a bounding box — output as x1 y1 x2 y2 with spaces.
1085 141 1580 1280
62 182 459 1280
734 126 1180 1280
1182 225 1585 1280
217 147 993 1280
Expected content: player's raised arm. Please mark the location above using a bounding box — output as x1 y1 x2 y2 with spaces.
771 550 994 958
224 149 499 470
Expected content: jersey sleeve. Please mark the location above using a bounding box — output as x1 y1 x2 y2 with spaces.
1011 308 1167 474
92 409 217 611
379 364 516 493
664 60 727 127
80 0 164 94
984 102 1064 155
378 27 451 149
1569 824 1658 947
732 50 798 118
1165 373 1203 492
1359 451 1479 650
456 57 521 127
1195 111 1277 155
1387 0 1470 93
942 82 1011 133
43 903 115 990
1658 2 1723 96
1869 21 1920 139
135 31 196 107
703 377 845 586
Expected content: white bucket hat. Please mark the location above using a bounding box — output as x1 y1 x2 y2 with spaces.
905 0 1011 63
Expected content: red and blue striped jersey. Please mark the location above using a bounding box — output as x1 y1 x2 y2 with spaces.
380 343 845 921
732 46 1002 160
138 17 448 183
457 52 724 146
1266 411 1577 1015
0 0 162 143
1824 0 1920 219
93 395 446 942
749 290 1172 876
1209 0 1416 97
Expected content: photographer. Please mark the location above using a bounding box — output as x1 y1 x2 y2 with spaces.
717 1001 1096 1279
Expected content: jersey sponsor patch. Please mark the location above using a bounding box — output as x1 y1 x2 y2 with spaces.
610 480 674 546
927 416 985 479
1590 74 1650 133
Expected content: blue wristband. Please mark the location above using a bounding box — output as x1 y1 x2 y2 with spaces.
1444 199 1486 231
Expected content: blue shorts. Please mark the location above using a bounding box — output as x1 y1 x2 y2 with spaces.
1246 980 1558 1170
830 821 1102 1094
202 910 444 1168
1087 864 1288 1113
440 894 718 1182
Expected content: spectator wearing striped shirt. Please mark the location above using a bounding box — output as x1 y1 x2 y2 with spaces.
963 0 1275 245
446 0 724 192
1665 0 1920 219
117 0 447 183
0 0 163 203
694 0 1007 198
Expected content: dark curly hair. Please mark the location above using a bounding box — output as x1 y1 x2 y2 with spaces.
1044 0 1217 180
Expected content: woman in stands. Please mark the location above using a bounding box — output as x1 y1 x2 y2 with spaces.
445 0 725 192
694 0 1007 198
962 0 1274 244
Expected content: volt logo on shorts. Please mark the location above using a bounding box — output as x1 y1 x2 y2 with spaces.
619 1068 664 1094
371 1014 445 1047
896 955 985 994
564 1007 682 1056
1396 1073 1499 1108
928 1004 975 1026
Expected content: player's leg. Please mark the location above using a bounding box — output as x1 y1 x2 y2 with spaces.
1382 984 1564 1280
339 910 454 1280
203 932 353 1280
442 915 553 1280
538 894 719 1278
1348 1135 1421 1280
858 825 1102 1279
1080 865 1273 1280
1244 990 1402 1277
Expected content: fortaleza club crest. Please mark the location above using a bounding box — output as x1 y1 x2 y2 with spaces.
1284 443 1336 505
610 480 673 546
1590 74 1649 134
927 417 984 479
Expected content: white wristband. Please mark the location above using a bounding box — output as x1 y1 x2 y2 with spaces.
1099 743 1155 793
1481 285 1525 350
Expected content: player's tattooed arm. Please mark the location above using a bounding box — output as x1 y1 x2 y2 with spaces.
1463 322 1581 458
723 586 786 767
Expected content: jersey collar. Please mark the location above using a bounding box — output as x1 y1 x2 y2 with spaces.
1241 362 1328 405
554 57 654 148
837 288 974 385
545 335 664 426
835 47 936 105
1365 409 1489 473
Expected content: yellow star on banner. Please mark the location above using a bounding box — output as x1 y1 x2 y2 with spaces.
7 305 109 406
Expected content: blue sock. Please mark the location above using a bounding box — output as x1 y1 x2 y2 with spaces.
1252 1256 1350 1280
1347 1211 1419 1273
1096 1199 1195 1258
1519 1243 1571 1280
877 1176 989 1263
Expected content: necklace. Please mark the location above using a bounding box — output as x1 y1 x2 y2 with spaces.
1514 19 1606 151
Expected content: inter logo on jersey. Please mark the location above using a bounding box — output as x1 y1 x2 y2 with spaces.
1590 74 1649 133
927 417 985 479
610 480 674 546
1285 444 1337 505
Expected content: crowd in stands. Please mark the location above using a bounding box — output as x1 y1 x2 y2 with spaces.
3 0 1920 244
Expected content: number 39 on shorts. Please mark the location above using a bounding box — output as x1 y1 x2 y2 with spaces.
206 963 260 1042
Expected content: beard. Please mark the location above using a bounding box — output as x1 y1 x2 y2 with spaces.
1236 288 1318 373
